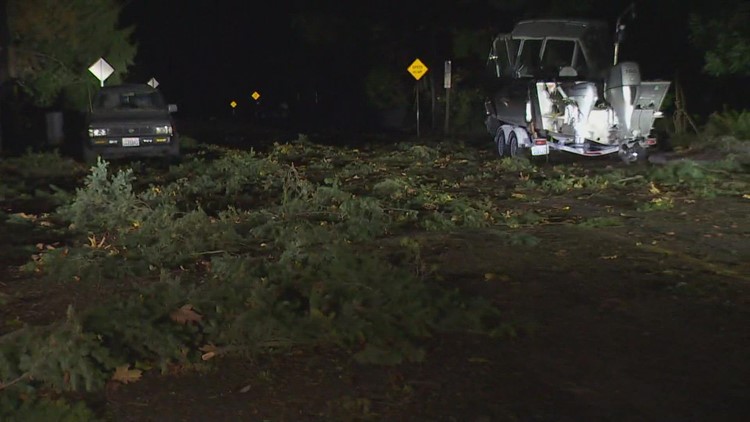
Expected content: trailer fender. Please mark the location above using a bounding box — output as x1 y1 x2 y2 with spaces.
499 125 531 148
511 126 532 148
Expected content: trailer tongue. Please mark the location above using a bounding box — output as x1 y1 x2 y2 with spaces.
483 16 670 163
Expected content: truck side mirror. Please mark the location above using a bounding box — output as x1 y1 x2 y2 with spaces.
168 104 178 113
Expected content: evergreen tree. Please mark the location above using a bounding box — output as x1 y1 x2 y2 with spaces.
6 0 136 109
690 1 750 77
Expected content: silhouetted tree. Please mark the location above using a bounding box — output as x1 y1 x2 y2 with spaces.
6 0 137 110
690 1 750 77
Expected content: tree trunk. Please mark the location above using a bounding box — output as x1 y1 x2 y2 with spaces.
430 72 437 132
0 0 9 154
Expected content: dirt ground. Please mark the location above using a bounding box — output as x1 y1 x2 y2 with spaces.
1 147 749 421
99 198 750 422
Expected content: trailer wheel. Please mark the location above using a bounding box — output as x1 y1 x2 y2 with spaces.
507 131 520 157
494 127 506 158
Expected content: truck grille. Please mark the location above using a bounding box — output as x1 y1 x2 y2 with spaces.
108 126 157 136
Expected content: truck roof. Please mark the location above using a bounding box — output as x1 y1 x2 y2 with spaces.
97 83 157 94
512 19 609 40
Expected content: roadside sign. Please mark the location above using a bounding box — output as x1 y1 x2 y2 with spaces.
408 58 429 138
230 100 237 108
147 77 160 89
252 91 261 101
88 58 114 87
407 58 428 81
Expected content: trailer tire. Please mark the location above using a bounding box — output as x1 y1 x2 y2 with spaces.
507 131 520 157
494 126 506 158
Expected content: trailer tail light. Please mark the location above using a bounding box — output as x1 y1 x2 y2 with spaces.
531 139 549 156
646 138 657 145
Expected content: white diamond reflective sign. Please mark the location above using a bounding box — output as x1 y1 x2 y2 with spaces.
88 58 114 87
147 77 159 89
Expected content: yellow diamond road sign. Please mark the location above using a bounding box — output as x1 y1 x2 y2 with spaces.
252 91 261 101
407 58 428 80
230 100 237 108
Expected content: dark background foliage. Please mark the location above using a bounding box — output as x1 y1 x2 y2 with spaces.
119 0 748 120
0 0 748 148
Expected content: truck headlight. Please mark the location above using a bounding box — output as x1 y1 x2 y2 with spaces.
154 125 173 135
88 128 108 137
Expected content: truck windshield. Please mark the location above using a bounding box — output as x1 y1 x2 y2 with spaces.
94 90 166 111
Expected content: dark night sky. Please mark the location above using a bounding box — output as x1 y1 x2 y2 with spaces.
121 1 297 116
118 0 742 121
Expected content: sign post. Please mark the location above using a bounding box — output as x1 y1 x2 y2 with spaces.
407 58 428 138
251 91 261 119
443 60 452 134
230 100 237 116
88 58 114 87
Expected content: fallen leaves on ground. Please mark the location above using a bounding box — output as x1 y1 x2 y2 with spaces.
112 365 142 384
170 304 203 325
199 343 219 361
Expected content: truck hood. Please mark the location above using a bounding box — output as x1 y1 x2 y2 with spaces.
88 110 172 125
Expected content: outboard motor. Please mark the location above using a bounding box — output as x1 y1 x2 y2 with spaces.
562 82 598 144
605 61 641 137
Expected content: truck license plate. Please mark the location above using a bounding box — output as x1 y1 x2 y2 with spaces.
531 144 549 156
122 137 140 147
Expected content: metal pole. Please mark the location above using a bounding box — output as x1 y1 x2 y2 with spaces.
416 85 420 138
444 87 451 134
443 60 452 135
613 42 619 66
613 3 635 66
